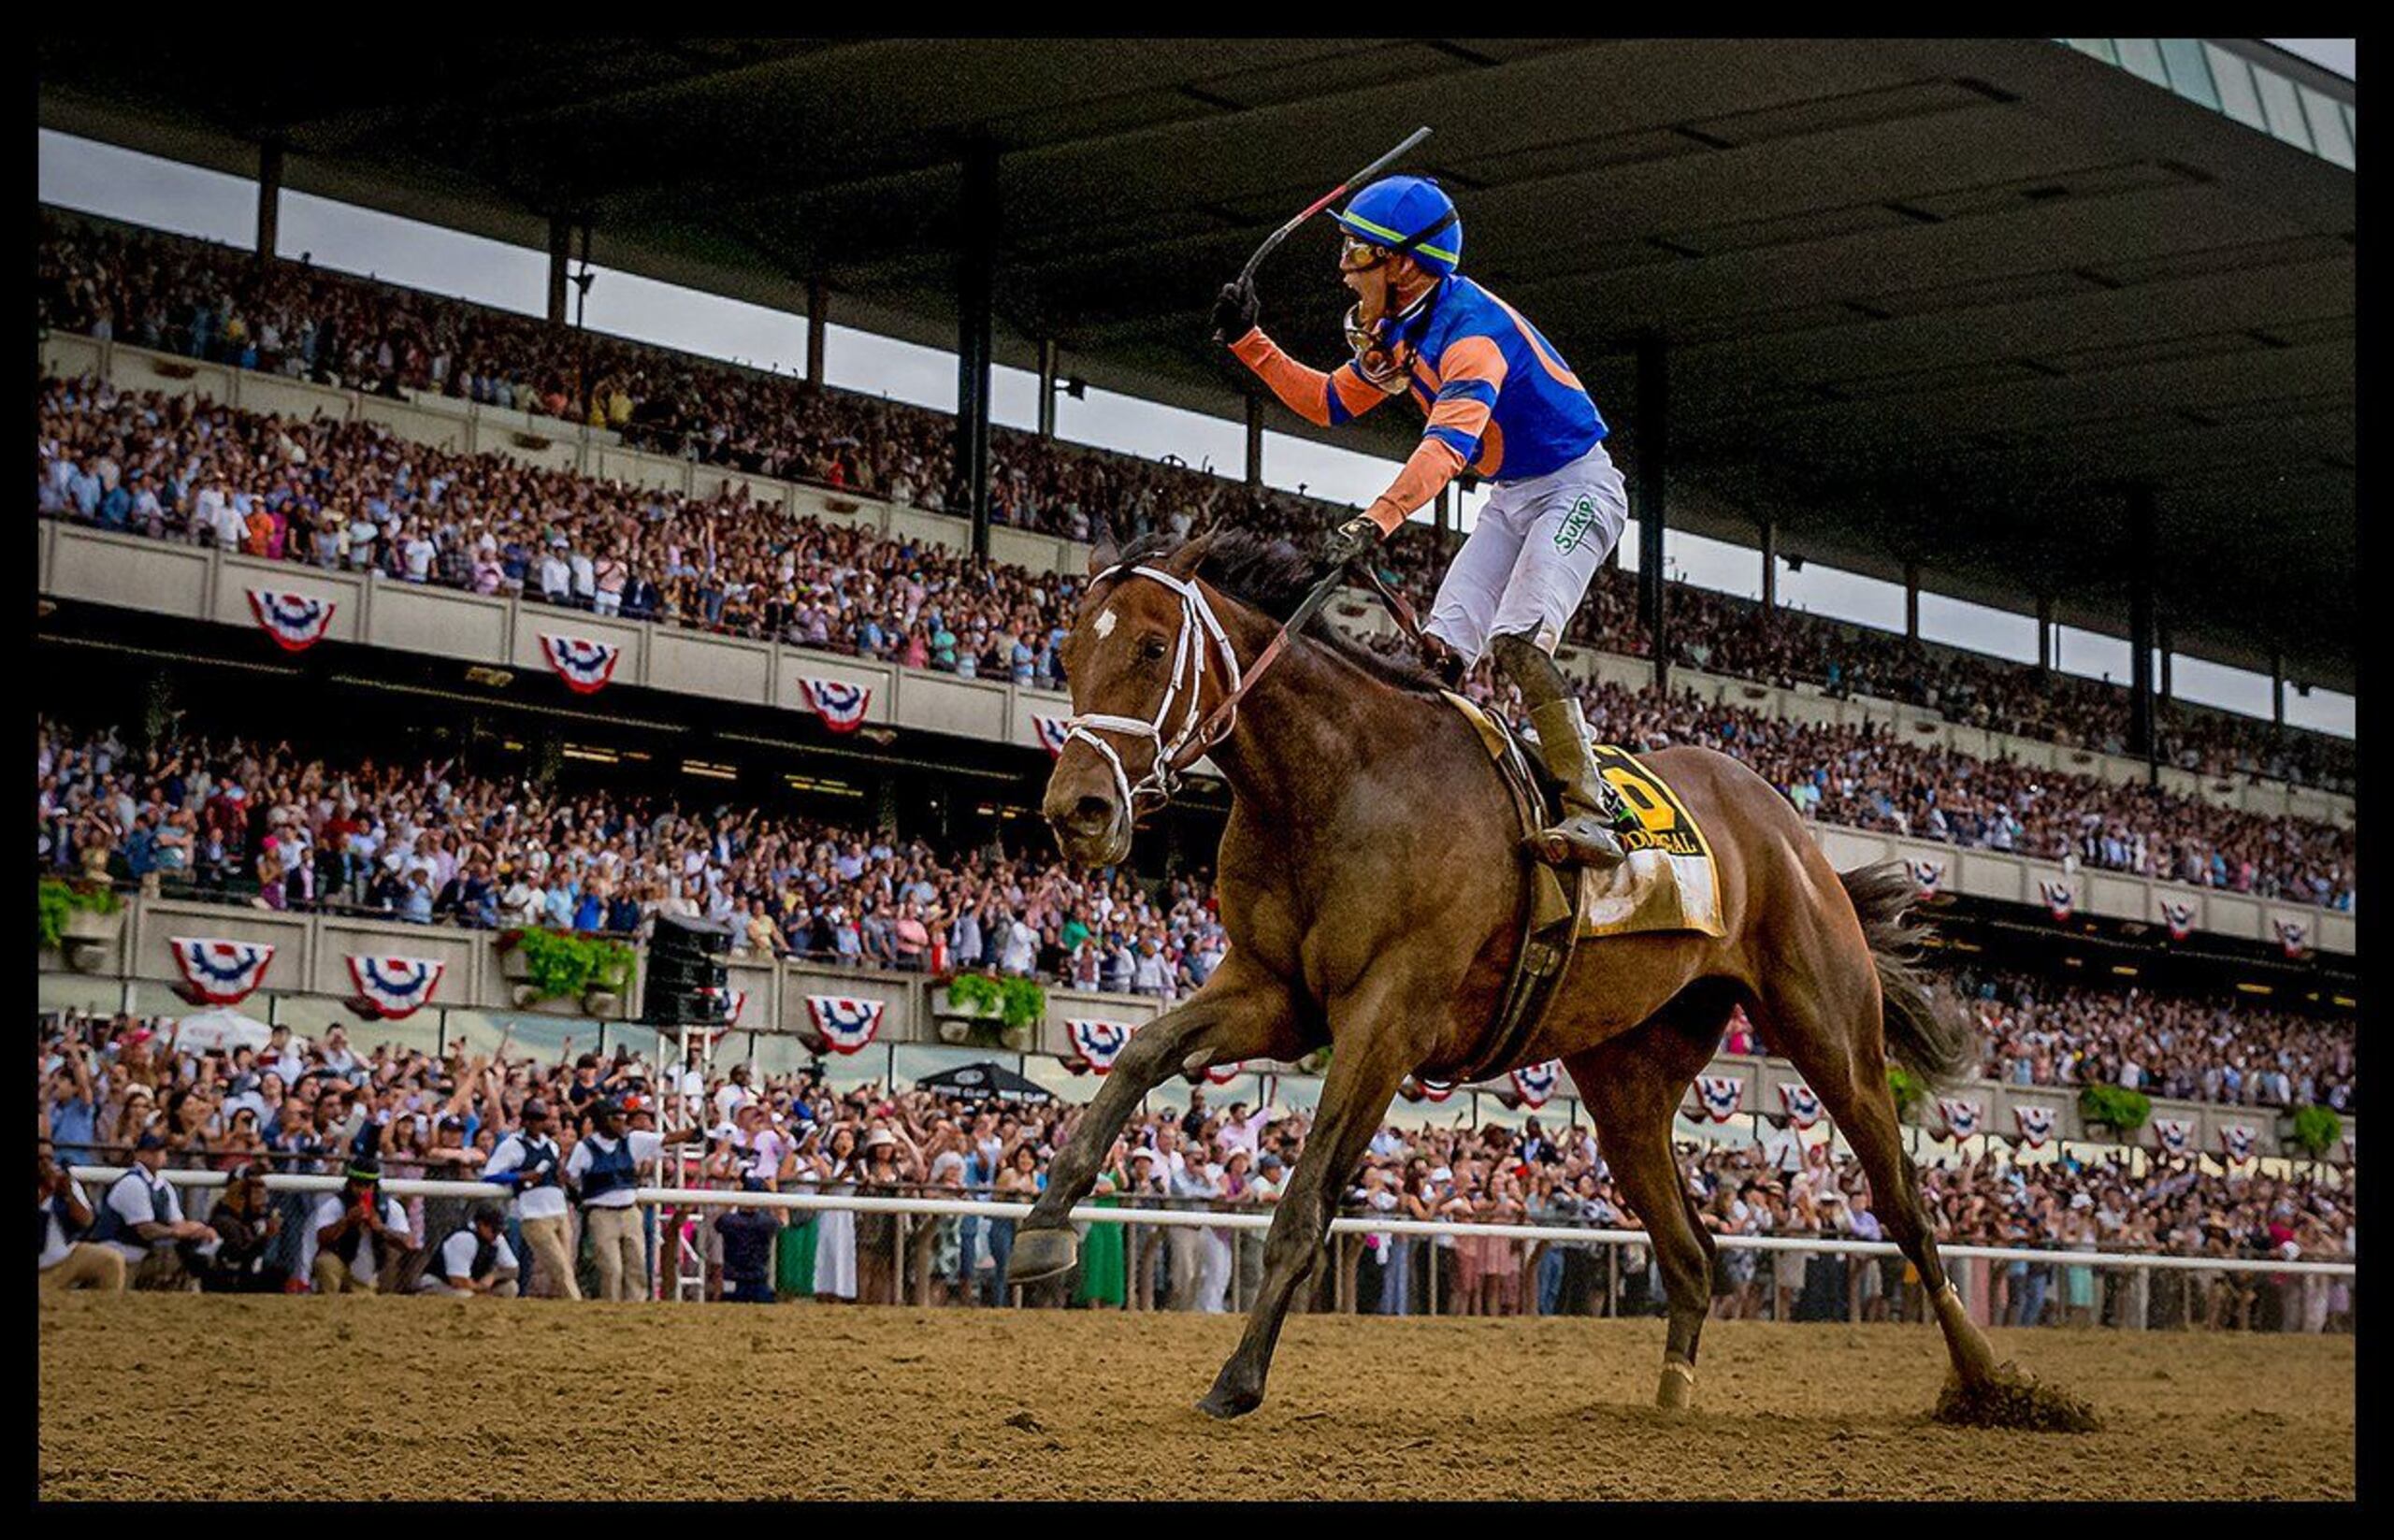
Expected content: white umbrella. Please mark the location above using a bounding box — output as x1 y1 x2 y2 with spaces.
171 1006 273 1054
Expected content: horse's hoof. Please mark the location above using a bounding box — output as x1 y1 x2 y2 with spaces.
1656 1359 1696 1412
1197 1386 1262 1420
1007 1226 1078 1286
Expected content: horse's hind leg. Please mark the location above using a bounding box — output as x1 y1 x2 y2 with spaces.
1565 980 1736 1410
1748 937 2000 1394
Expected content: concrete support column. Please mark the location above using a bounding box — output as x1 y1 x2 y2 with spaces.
2157 614 2174 703
955 140 999 559
2271 649 2286 727
1036 339 1060 439
546 215 571 325
1904 561 1922 642
1244 395 1264 489
2037 595 2055 673
2127 486 2157 781
1759 518 1777 621
805 274 828 393
1635 334 1669 691
254 141 283 262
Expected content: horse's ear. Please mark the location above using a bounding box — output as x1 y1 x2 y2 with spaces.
1163 527 1219 578
1087 516 1118 576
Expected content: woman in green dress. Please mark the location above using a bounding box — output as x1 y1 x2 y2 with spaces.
1073 1146 1129 1309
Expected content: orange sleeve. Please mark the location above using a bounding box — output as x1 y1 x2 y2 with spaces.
1229 328 1390 427
1363 438 1467 534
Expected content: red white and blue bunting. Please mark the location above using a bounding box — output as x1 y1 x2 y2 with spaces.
1694 1075 1744 1123
727 990 749 1026
801 678 873 734
1033 715 1072 758
345 955 445 1019
1416 1078 1456 1103
2153 1117 2195 1157
1511 1060 1561 1109
1908 858 1945 901
1778 1082 1823 1130
1938 1097 1983 1140
2014 1105 2056 1148
2220 1124 2260 1165
2159 899 2196 942
1066 1018 1135 1075
247 590 337 652
540 634 622 695
168 937 276 1006
2040 879 2074 922
2274 919 2309 960
1204 1060 1247 1087
803 995 885 1055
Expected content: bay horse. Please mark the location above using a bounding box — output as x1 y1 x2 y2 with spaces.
1008 524 2078 1427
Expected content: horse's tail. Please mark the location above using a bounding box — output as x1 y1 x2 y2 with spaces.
1838 862 1974 1090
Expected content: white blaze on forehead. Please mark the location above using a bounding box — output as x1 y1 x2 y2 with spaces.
1093 606 1118 640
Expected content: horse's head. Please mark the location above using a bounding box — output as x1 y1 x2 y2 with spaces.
1043 524 1235 869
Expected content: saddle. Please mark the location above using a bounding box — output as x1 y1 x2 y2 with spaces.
1437 692 1727 1085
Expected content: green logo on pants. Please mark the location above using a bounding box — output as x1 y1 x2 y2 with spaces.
1553 496 1597 554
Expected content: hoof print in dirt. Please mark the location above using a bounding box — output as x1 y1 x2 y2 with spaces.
1003 1411 1045 1432
1933 1368 2100 1433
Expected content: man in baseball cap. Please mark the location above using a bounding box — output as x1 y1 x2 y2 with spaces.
482 1097 574 1299
303 1157 415 1294
417 1201 520 1296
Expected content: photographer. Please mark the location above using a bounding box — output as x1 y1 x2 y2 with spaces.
37 1139 125 1292
197 1162 290 1293
302 1157 415 1294
416 1202 519 1297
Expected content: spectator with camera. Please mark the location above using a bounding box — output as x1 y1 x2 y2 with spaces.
301 1156 416 1294
37 1138 126 1292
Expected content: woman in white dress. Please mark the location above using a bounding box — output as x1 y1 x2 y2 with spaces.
812 1125 860 1303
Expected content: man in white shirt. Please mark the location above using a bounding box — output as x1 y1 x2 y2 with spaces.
302 1159 415 1294
37 1141 125 1291
415 1202 520 1296
712 1064 756 1128
482 1099 577 1299
565 1098 696 1301
99 1130 217 1288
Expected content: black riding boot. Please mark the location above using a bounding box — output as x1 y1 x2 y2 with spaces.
1491 633 1630 871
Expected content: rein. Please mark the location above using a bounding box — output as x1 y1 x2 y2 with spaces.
1063 555 1415 818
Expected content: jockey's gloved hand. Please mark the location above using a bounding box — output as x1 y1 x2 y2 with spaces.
1210 280 1260 345
1323 513 1385 567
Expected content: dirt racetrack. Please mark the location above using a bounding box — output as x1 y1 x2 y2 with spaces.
39 1294 2352 1501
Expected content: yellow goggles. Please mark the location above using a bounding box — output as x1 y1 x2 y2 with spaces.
1338 235 1392 273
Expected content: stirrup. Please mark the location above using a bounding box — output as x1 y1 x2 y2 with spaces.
1528 811 1624 870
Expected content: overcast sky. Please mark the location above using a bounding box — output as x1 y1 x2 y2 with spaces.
36 78 2354 737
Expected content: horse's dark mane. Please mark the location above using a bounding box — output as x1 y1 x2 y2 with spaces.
1115 527 1442 697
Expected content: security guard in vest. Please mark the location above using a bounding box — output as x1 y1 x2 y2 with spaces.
416 1201 520 1296
565 1097 698 1302
482 1097 575 1299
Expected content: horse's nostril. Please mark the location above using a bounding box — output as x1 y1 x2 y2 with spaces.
1073 796 1114 828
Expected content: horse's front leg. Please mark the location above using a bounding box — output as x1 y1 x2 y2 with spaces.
1009 957 1299 1285
1198 978 1417 1418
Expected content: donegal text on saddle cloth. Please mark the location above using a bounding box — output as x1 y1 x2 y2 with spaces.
1577 744 1725 939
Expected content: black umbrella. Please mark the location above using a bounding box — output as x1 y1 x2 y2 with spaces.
912 1060 1052 1103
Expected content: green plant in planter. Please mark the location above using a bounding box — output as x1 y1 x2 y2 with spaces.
37 878 120 952
1885 1062 1928 1122
947 972 1046 1031
514 928 635 1004
2078 1083 2152 1136
2289 1104 2343 1160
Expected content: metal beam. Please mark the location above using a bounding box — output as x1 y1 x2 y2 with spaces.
2036 594 2054 672
2126 485 2157 780
546 214 571 324
957 138 998 560
1037 338 1060 439
805 272 828 392
2271 648 2286 727
1636 334 1669 691
1904 560 1921 642
254 140 283 261
1244 394 1263 489
1759 517 1777 620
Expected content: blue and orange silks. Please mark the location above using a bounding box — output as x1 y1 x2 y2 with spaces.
1230 273 1608 535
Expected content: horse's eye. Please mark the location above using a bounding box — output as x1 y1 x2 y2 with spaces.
1139 636 1169 663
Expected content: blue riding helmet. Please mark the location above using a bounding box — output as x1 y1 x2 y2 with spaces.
1333 175 1463 276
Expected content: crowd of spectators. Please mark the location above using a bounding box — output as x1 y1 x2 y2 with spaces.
37 1006 2353 1332
33 372 2357 907
37 207 2356 794
37 709 2359 1115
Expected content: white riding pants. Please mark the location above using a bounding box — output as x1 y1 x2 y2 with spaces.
1424 440 1628 664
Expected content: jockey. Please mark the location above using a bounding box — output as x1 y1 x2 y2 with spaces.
1210 174 1637 869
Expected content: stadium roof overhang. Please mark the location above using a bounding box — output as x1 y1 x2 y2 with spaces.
37 36 2357 690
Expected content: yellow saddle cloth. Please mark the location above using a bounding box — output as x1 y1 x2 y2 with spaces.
1441 693 1726 940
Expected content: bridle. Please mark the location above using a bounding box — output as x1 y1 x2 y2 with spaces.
1060 556 1425 823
